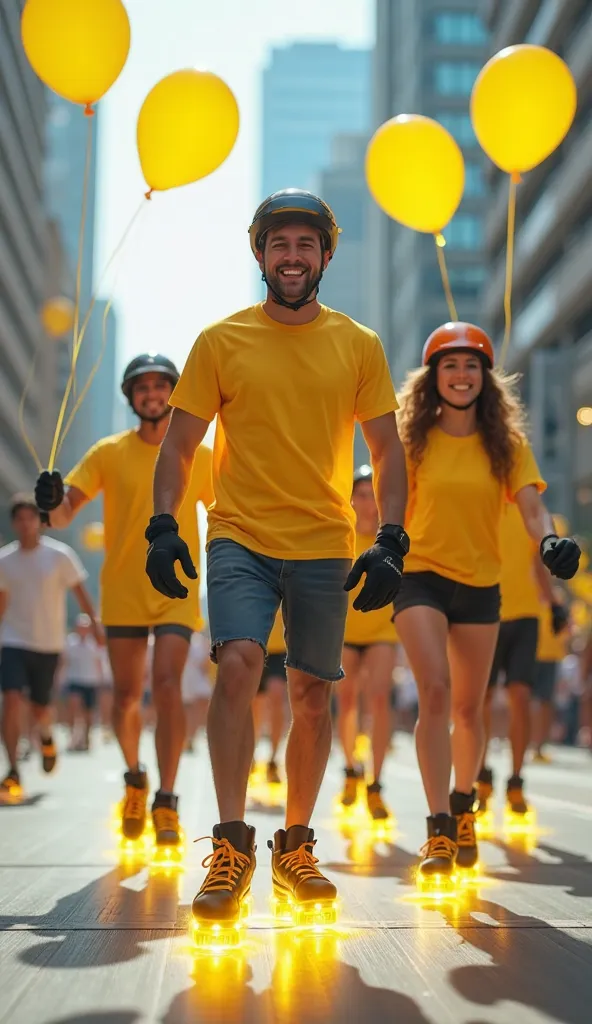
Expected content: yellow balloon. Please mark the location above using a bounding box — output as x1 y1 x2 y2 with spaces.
137 70 240 193
471 45 576 174
41 297 75 338
81 521 104 552
21 0 130 108
365 115 464 233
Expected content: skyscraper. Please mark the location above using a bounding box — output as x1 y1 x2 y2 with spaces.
370 1 490 380
0 2 58 536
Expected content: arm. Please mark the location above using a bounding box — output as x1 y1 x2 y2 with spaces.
360 411 407 527
515 485 554 546
153 409 210 518
71 583 104 645
47 485 89 529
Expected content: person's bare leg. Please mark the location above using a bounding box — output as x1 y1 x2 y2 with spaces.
268 678 286 761
208 640 264 821
336 647 361 769
252 691 267 760
507 682 531 776
533 699 554 754
363 644 397 781
106 637 147 771
1 691 21 769
285 669 332 828
480 689 493 771
66 691 80 746
152 633 190 792
448 623 500 793
395 607 451 814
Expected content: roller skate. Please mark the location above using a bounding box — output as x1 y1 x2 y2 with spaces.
504 774 535 832
475 767 494 835
366 781 391 822
269 825 338 929
119 767 149 856
416 814 458 895
150 792 184 868
266 760 281 786
40 734 57 774
339 766 362 809
0 768 24 804
192 821 256 950
450 790 480 883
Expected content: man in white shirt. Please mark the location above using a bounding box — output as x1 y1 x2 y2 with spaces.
0 495 100 798
63 614 105 751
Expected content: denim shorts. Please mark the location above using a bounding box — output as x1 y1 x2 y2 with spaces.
207 539 351 682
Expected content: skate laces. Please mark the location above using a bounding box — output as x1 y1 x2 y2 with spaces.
420 834 456 861
124 786 147 820
153 807 178 833
279 842 323 882
41 739 55 754
196 837 250 892
456 812 476 846
367 789 386 813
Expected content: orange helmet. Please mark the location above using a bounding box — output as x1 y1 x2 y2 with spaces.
422 322 494 368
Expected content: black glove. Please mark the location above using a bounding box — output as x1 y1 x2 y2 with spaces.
145 513 197 599
550 602 569 635
35 470 64 512
344 526 408 612
540 534 581 580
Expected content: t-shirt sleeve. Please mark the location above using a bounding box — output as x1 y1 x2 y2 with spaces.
169 330 221 423
60 547 88 589
65 442 105 501
507 439 546 500
355 331 399 423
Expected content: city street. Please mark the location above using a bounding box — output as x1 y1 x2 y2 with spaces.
1 733 591 1024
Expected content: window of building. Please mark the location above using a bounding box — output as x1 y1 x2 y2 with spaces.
464 162 486 196
437 112 476 146
433 61 481 96
444 215 483 249
431 12 488 45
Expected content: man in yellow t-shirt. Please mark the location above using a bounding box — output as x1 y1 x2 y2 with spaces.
34 353 213 850
479 502 567 816
338 465 398 821
252 609 287 786
146 189 408 931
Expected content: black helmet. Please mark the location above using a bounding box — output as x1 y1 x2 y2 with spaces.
249 189 341 258
353 464 372 485
121 353 179 401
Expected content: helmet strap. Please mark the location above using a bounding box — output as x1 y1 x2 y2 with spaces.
437 393 479 411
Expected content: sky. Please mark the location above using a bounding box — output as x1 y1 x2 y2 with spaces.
96 0 375 377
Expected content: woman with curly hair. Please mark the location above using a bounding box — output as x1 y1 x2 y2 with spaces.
393 322 580 886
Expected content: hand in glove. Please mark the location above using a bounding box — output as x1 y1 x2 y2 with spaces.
540 534 580 580
145 514 197 599
550 602 569 635
35 470 64 512
344 526 408 612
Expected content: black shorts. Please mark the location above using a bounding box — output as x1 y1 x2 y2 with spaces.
0 647 60 707
258 652 287 693
105 624 192 642
533 660 558 702
394 571 500 625
488 618 539 688
67 683 98 711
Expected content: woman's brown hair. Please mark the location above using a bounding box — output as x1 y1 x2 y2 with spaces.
397 361 528 483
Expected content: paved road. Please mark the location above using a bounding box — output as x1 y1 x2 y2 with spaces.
1 732 591 1024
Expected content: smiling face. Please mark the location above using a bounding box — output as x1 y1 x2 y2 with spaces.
259 222 329 305
436 350 484 407
351 479 378 533
131 372 174 422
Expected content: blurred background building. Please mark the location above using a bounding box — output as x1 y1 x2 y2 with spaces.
482 0 592 532
369 0 490 380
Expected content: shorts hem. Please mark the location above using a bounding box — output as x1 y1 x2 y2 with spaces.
285 658 344 683
210 636 267 664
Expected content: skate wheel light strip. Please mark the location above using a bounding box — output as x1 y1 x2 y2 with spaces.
191 896 252 951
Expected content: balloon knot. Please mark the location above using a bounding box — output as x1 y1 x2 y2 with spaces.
510 171 522 184
144 189 153 201
434 233 446 248
83 103 95 118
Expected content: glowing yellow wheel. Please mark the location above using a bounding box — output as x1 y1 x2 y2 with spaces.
191 897 251 951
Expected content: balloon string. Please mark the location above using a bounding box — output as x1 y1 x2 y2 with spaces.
434 234 458 321
498 172 520 371
57 299 114 457
18 349 43 472
54 199 147 460
71 114 94 399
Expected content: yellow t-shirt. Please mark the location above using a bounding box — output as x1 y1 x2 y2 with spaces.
403 428 545 587
344 532 398 645
499 502 541 621
267 609 285 655
537 605 568 662
66 430 213 629
170 303 398 560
